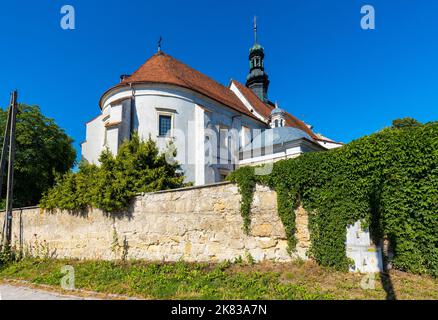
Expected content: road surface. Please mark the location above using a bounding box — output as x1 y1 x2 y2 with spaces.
0 284 94 300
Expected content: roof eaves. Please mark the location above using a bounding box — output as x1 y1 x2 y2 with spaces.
100 81 267 125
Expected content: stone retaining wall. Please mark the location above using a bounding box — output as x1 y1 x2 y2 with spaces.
0 183 310 263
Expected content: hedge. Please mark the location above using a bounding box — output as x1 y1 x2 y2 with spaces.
40 133 187 213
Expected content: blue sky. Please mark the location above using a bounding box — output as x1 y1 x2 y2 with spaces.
0 0 437 159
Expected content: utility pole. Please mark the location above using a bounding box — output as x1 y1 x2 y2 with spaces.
1 91 17 247
0 94 13 197
0 94 12 245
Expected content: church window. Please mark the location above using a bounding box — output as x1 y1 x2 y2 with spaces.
103 128 108 146
218 125 231 163
275 119 279 128
219 169 230 182
159 115 172 137
241 126 251 147
219 126 229 149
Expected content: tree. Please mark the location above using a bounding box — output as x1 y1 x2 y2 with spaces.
0 104 76 208
392 117 422 129
40 133 188 212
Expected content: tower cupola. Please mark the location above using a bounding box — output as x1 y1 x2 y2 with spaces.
270 102 286 128
246 17 270 102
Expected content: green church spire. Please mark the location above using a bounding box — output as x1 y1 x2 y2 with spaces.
246 16 270 102
254 16 258 45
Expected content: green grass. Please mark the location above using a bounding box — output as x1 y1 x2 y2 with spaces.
0 258 332 300
2 258 438 300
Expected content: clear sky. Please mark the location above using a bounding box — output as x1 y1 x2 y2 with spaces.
1 0 437 159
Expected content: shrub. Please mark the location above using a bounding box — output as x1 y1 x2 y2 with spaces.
40 133 187 212
0 245 20 269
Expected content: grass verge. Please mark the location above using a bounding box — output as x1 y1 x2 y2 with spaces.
1 258 438 300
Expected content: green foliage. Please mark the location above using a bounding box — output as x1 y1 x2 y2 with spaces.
392 117 422 129
0 246 13 268
40 133 187 213
228 166 256 234
228 163 299 252
0 245 22 269
230 120 438 277
4 257 438 299
0 258 332 299
0 104 76 208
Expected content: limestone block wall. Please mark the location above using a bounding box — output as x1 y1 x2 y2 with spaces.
0 182 310 263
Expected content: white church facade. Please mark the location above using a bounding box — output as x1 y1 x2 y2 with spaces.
82 24 342 186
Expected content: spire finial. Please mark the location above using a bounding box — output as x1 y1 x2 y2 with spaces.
253 16 258 44
275 101 279 109
158 36 162 52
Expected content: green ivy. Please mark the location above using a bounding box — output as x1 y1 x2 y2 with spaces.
274 185 297 254
229 120 438 277
228 166 256 234
228 163 299 252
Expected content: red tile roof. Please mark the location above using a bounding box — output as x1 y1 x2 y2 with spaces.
231 80 318 139
231 80 274 119
101 52 260 121
100 52 320 141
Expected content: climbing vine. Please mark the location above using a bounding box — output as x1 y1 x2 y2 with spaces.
228 166 256 234
229 120 438 277
228 163 299 253
273 185 298 254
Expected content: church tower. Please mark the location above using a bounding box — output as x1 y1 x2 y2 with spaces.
246 17 270 102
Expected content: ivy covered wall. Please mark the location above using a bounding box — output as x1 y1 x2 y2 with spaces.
229 120 438 277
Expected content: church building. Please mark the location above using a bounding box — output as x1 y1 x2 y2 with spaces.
81 20 342 186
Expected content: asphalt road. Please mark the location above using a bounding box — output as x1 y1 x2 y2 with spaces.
0 284 91 300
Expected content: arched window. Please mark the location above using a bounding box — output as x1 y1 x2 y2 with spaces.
275 120 279 128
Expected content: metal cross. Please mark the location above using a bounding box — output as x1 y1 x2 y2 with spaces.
158 36 162 52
